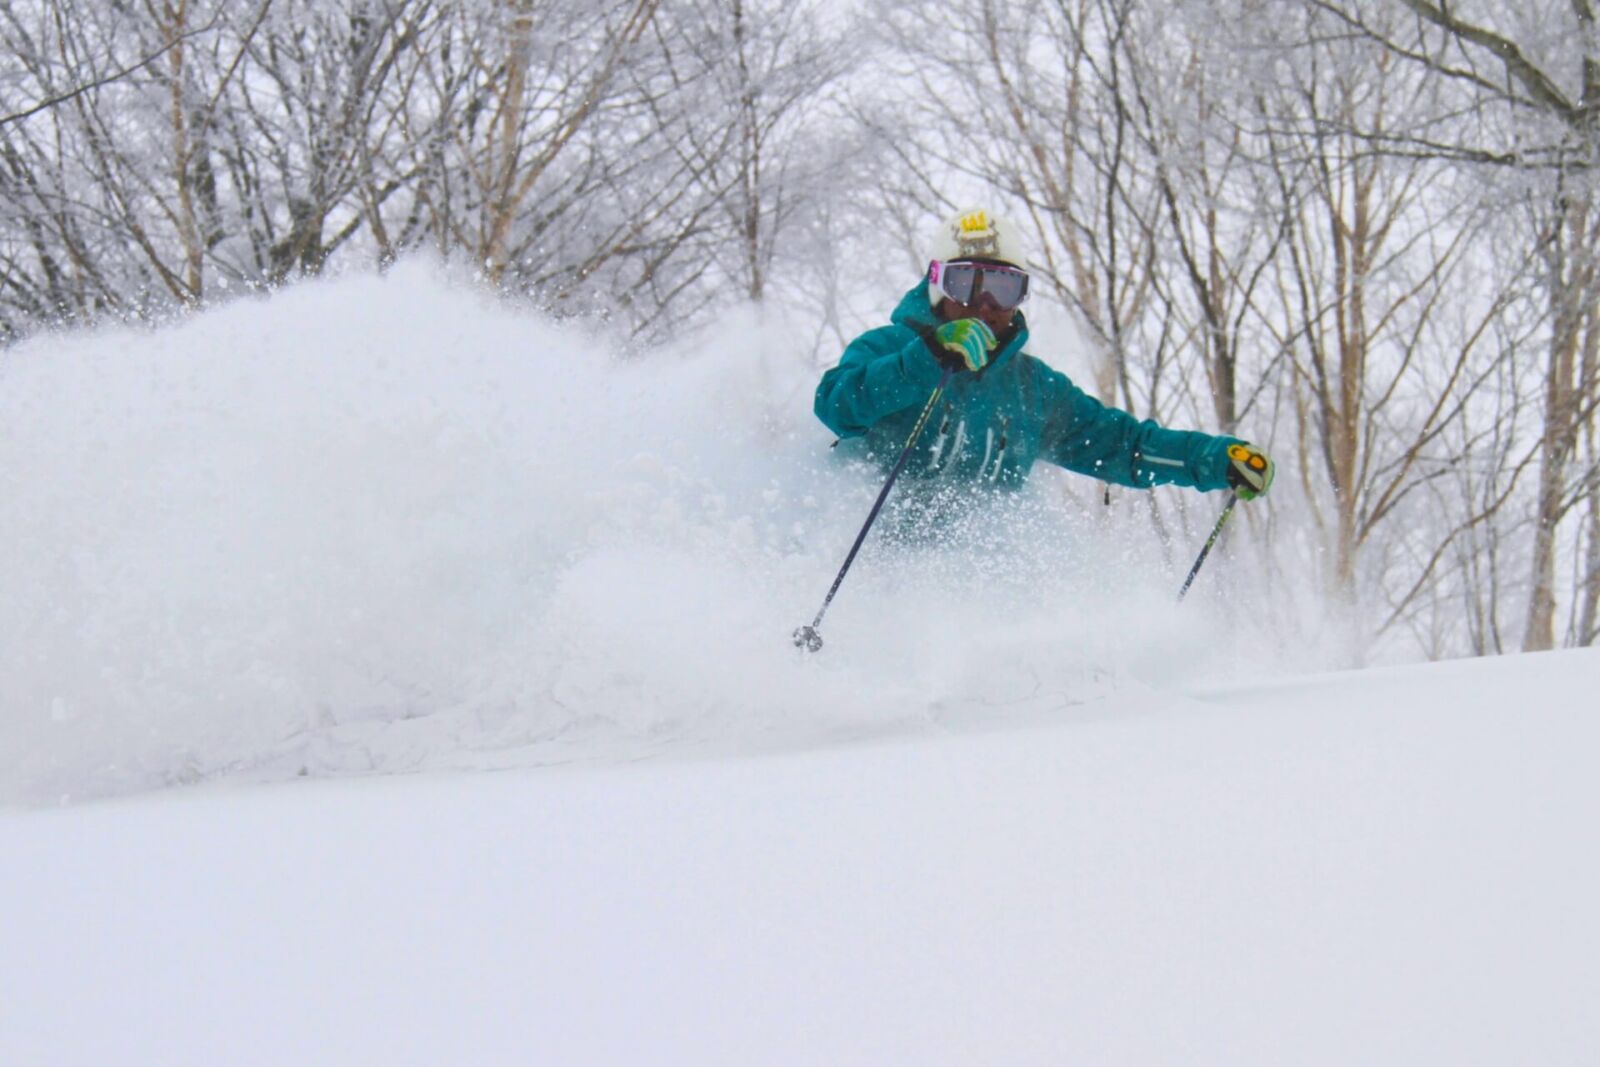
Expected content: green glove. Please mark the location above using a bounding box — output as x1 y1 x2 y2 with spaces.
932 318 996 373
1225 442 1274 500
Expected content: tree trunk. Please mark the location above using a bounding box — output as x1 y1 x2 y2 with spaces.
481 0 536 285
160 0 204 303
1578 460 1600 646
1523 198 1594 650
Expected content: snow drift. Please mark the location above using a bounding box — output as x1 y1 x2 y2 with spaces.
3 264 1302 805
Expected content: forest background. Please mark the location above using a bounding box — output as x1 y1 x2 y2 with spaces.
4 0 1599 663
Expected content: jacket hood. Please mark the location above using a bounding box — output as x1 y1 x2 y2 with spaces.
889 280 1030 370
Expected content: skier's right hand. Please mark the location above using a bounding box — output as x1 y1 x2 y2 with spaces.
932 318 996 373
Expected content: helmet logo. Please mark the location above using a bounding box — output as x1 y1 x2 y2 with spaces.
954 211 999 257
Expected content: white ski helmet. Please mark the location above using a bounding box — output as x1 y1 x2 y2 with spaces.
926 208 1029 306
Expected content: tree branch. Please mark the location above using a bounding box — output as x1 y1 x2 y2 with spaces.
1390 0 1577 117
0 14 222 128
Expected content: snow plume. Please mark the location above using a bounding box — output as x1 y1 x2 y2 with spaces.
0 264 1313 804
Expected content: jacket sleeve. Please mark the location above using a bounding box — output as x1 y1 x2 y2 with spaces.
814 325 946 438
1038 364 1238 491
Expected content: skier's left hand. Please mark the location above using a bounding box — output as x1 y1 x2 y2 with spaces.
1225 442 1274 500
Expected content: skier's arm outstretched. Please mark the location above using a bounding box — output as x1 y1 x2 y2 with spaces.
1036 364 1265 494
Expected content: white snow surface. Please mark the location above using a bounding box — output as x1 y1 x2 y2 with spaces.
5 266 1598 1063
4 648 1599 1064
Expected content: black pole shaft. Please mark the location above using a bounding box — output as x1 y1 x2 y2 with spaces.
796 367 954 648
1177 492 1238 602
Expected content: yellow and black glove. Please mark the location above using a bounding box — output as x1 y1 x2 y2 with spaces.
1225 442 1274 500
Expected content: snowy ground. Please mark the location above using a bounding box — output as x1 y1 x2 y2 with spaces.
5 267 1597 1063
5 647 1599 1065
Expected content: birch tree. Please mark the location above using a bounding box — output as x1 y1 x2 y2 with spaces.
1306 0 1600 649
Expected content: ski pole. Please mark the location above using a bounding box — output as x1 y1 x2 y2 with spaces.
1177 492 1238 602
794 366 955 652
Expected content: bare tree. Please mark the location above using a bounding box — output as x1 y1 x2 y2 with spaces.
435 0 657 286
643 0 855 304
1304 0 1600 649
1235 4 1553 659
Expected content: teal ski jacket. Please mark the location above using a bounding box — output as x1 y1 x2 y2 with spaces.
815 281 1240 492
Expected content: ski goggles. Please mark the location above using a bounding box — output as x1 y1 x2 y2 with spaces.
928 259 1029 309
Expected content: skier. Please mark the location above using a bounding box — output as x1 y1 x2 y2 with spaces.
814 208 1273 519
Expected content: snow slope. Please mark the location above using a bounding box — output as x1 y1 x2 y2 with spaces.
6 266 1595 1063
4 647 1599 1065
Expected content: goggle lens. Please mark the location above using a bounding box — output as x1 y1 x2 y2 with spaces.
932 261 1029 308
